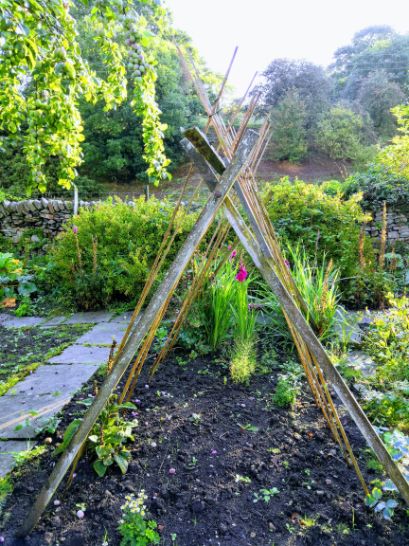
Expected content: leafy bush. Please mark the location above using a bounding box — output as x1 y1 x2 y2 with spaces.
47 197 195 310
0 252 37 309
261 178 372 281
344 164 409 211
364 294 409 383
314 106 373 164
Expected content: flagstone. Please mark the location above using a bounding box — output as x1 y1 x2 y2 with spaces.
47 344 111 365
74 321 127 345
0 364 99 439
0 440 36 476
64 311 113 324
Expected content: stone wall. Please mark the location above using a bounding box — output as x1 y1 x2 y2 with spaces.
0 198 95 240
365 207 409 244
1 198 409 245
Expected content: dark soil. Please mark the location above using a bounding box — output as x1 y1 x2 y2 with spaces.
2 355 409 546
0 323 91 384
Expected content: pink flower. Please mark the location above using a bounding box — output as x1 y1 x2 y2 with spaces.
229 249 237 260
168 467 176 475
235 264 248 282
284 259 290 269
210 449 218 456
72 225 78 235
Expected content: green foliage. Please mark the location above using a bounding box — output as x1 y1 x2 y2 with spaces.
231 270 256 343
230 339 256 385
257 59 331 127
47 197 195 309
87 397 138 477
366 487 398 520
332 26 409 102
357 71 404 140
286 245 340 342
0 252 37 306
0 0 170 192
118 491 160 546
378 105 409 179
314 106 372 163
364 295 409 383
344 164 409 210
253 487 280 503
261 178 371 281
270 90 308 162
209 257 237 349
272 361 302 408
0 476 13 515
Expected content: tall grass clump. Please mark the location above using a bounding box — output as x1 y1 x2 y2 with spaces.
287 244 340 343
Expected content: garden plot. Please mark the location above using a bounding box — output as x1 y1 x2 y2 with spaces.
1 355 409 546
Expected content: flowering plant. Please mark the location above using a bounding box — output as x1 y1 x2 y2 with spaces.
118 491 160 546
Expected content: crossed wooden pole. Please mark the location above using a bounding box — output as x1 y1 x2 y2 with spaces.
18 59 409 538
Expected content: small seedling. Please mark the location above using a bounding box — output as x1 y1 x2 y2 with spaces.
238 423 259 433
234 474 252 484
253 487 280 503
190 413 202 426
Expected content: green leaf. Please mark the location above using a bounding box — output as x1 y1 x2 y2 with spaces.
93 459 107 477
113 453 129 474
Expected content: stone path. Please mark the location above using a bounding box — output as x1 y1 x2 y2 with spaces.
0 311 131 476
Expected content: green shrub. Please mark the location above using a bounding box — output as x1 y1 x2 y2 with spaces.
344 164 409 211
47 197 195 310
261 178 372 281
314 106 374 164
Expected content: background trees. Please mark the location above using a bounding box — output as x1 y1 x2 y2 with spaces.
256 26 409 166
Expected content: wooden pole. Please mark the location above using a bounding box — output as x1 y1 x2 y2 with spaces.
183 132 409 506
17 131 258 538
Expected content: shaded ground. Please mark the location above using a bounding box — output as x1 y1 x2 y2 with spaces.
255 156 345 183
102 156 344 203
2 354 408 546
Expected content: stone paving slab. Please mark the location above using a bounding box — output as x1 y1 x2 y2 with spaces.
110 312 133 323
48 344 111 365
74 321 127 346
0 316 47 329
39 316 67 328
0 363 100 439
0 440 36 476
64 311 113 324
9 364 100 397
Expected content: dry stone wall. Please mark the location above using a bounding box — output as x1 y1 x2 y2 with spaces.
365 207 409 244
1 198 409 245
0 198 95 240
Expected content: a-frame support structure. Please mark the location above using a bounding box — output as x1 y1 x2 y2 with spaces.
18 50 409 537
